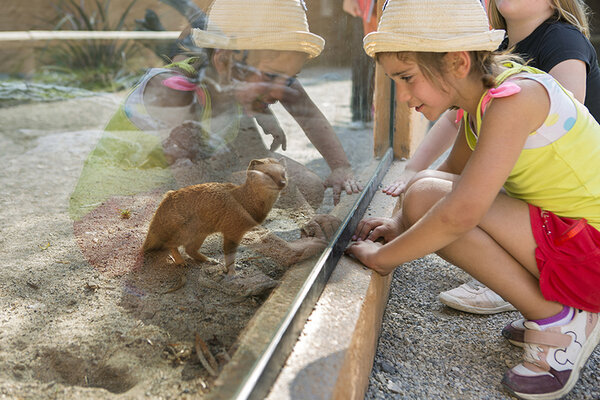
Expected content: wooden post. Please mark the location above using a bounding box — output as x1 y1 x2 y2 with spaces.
371 0 429 159
372 0 391 158
392 100 429 159
372 64 392 157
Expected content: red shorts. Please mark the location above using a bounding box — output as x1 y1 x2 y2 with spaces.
530 204 600 312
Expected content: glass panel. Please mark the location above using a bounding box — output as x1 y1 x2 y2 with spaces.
0 0 389 398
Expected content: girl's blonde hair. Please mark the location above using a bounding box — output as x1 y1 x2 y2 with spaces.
376 50 522 90
488 0 590 38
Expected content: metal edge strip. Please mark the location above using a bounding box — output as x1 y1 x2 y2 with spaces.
232 148 394 400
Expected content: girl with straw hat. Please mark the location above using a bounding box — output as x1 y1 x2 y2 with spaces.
346 0 600 398
376 0 599 320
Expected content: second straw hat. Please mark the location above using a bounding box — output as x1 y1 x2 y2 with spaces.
192 0 325 58
363 0 505 57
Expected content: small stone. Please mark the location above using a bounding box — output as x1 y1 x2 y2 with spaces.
387 380 403 393
380 361 395 374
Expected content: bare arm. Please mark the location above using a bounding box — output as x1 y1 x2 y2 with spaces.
281 80 362 203
548 59 587 103
435 120 472 175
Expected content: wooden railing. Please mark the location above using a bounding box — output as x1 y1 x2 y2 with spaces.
0 30 181 42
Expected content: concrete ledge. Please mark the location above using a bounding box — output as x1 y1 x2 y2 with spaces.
266 161 405 400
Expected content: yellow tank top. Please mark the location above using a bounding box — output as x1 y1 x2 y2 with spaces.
462 63 600 229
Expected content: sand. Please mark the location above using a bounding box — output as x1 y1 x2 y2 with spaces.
0 67 374 399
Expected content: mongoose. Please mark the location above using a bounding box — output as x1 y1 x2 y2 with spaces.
143 158 286 275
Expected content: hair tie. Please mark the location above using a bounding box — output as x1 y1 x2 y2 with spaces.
162 76 206 106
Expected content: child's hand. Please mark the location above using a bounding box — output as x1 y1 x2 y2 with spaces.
255 109 288 151
301 214 341 242
345 240 393 276
324 166 363 205
267 129 287 151
383 168 418 197
281 236 328 266
352 217 401 243
342 0 361 17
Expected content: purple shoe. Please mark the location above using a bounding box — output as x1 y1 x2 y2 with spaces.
502 309 600 400
502 318 526 347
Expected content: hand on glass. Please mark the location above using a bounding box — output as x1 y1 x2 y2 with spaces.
382 168 418 197
345 239 395 276
351 216 402 243
301 214 341 241
324 166 363 205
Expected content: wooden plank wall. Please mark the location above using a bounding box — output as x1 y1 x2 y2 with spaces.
372 0 427 159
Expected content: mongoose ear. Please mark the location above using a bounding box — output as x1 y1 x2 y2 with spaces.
248 159 264 170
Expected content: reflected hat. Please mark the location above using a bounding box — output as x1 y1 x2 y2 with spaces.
363 0 505 57
192 0 325 58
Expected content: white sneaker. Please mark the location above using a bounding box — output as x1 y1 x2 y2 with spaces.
438 279 517 314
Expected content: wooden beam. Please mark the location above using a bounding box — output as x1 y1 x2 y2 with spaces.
372 62 392 157
0 30 181 42
372 0 391 158
392 100 429 159
371 0 429 159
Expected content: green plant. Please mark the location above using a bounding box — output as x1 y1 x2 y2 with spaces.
43 0 142 91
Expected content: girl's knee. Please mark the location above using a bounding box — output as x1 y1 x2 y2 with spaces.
405 170 459 192
403 177 451 225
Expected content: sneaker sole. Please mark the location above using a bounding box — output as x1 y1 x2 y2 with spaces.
438 294 517 314
502 321 526 347
507 338 525 348
504 318 600 400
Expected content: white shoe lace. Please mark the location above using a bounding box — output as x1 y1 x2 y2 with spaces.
464 279 485 291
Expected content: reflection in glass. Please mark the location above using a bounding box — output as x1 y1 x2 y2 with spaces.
0 0 380 398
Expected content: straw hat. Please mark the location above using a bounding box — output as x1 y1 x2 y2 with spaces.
363 0 505 57
192 0 325 58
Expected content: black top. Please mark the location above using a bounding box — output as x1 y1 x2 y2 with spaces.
498 18 600 122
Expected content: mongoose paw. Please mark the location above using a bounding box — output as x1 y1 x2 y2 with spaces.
206 257 220 265
225 266 236 276
300 214 342 241
168 248 186 265
168 256 187 266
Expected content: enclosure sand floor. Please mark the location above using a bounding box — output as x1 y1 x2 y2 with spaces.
0 67 374 399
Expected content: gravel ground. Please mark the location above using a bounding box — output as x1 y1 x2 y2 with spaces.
365 254 600 399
